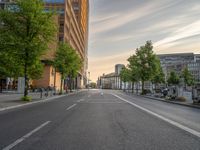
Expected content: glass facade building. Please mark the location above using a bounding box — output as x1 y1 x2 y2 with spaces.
158 53 200 83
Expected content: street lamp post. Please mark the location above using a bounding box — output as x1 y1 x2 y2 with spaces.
88 71 90 90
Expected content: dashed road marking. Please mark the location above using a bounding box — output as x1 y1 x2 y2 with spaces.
77 99 84 102
66 104 77 111
3 121 51 150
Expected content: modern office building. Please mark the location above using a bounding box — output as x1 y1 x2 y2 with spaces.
157 53 200 83
0 0 89 92
187 62 200 83
39 0 89 90
71 0 89 86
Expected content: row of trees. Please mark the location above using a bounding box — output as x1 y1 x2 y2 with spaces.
120 41 194 94
0 0 82 99
167 68 194 87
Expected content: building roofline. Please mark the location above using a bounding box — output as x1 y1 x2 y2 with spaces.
157 53 195 57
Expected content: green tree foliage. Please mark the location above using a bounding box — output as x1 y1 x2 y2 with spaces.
151 58 165 84
167 71 180 85
127 55 140 93
120 67 131 83
181 67 194 86
0 0 57 97
54 42 82 94
120 67 131 91
28 60 44 80
127 55 139 83
124 41 163 94
89 82 97 88
0 51 23 78
134 41 161 94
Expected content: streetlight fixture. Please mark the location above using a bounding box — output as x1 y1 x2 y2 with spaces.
88 71 90 90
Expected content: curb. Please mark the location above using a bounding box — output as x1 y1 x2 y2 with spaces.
120 91 200 109
0 90 83 112
142 96 200 109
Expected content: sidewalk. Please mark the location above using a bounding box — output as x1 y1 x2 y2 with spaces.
0 92 52 109
143 95 200 109
121 91 200 109
0 90 83 111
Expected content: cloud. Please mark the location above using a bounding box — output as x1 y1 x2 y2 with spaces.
90 13 119 24
88 0 200 81
90 1 182 34
90 2 155 34
89 51 132 80
154 20 200 47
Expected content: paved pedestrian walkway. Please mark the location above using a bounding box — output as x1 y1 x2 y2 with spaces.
120 91 200 109
0 89 85 110
0 92 55 109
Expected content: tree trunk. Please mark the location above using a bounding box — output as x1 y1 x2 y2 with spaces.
60 73 63 94
24 60 28 97
70 76 73 92
24 22 30 97
0 79 2 93
142 80 145 95
54 68 56 88
132 82 134 93
123 82 126 92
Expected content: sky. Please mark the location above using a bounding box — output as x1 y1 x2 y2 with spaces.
88 0 200 82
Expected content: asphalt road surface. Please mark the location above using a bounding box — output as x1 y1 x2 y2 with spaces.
0 90 200 150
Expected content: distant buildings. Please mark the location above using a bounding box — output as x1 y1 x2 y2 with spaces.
158 53 200 83
98 64 125 89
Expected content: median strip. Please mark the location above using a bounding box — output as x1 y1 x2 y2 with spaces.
112 94 200 138
3 121 51 150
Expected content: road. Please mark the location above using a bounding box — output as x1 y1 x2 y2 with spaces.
0 90 200 150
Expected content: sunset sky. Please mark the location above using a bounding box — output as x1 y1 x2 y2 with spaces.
88 0 200 82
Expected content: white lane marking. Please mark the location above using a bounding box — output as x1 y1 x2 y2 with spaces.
87 102 123 104
77 99 84 102
66 104 77 110
112 94 200 138
3 121 51 150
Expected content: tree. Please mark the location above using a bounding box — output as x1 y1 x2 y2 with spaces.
120 67 131 83
135 41 160 94
0 0 57 98
127 55 139 93
54 42 82 94
90 82 97 88
181 67 194 86
120 67 131 91
167 71 180 85
151 58 165 90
